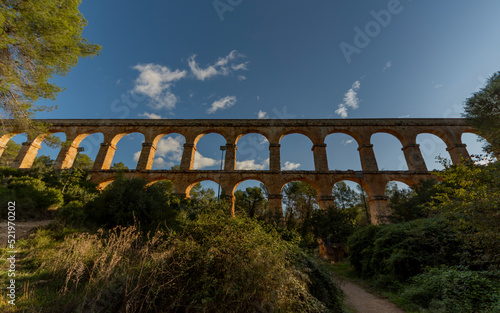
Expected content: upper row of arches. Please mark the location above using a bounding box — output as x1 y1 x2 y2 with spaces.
2 130 490 171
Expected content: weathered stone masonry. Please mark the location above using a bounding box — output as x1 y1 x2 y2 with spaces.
0 118 475 224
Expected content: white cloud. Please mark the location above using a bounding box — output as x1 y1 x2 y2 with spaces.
133 63 186 110
236 158 269 170
188 50 247 81
281 161 300 171
193 151 218 169
398 114 410 118
155 136 184 162
238 75 247 81
139 112 162 119
257 110 269 119
342 139 354 145
133 151 141 162
434 83 444 89
207 96 236 114
382 61 392 71
133 136 184 169
335 81 361 119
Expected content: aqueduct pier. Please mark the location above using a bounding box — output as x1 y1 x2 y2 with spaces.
0 118 475 224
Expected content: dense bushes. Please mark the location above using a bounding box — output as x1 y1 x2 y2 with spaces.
0 177 63 219
6 208 344 313
401 266 500 313
82 178 182 230
348 217 465 280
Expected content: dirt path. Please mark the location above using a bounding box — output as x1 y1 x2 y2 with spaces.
0 220 53 246
334 276 406 313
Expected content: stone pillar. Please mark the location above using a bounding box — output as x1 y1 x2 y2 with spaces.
402 144 427 172
92 143 117 170
0 145 7 159
180 143 196 170
447 143 471 164
268 194 284 221
223 194 236 216
318 195 335 209
12 140 42 169
54 142 80 169
269 143 281 171
368 195 390 225
136 142 156 170
224 143 237 171
312 144 329 172
0 135 12 159
358 144 379 171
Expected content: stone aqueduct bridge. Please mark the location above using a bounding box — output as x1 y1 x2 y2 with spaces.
1 118 475 224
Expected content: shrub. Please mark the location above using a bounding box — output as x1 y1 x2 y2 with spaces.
348 217 465 280
0 177 63 219
83 178 182 231
23 210 344 312
401 266 500 313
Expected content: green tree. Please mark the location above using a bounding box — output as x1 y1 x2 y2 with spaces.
332 182 359 209
463 71 500 157
0 140 20 166
282 181 318 230
234 186 267 218
0 0 100 134
72 153 93 169
111 162 129 170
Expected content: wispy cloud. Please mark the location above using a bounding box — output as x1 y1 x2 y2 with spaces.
139 112 162 119
398 114 410 118
236 158 269 170
188 50 248 81
257 110 269 119
342 139 354 145
281 161 300 171
207 96 236 114
335 81 361 118
133 64 187 110
434 83 444 89
382 61 392 71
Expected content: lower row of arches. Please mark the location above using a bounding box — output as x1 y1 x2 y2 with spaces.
98 178 413 221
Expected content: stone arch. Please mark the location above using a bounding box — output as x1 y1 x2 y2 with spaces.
280 133 315 171
279 129 316 144
193 133 226 170
370 132 408 170
461 132 492 157
416 133 451 170
37 132 67 162
193 130 228 146
146 133 186 170
109 132 145 169
233 179 269 218
385 180 412 197
416 128 453 147
0 133 27 167
235 133 269 170
97 178 115 190
235 130 270 145
325 133 362 170
185 178 221 198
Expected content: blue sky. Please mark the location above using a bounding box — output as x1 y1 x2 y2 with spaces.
20 0 500 192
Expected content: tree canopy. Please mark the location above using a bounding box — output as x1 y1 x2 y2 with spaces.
463 71 500 157
0 0 100 134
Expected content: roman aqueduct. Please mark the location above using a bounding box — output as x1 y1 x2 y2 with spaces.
0 118 476 224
